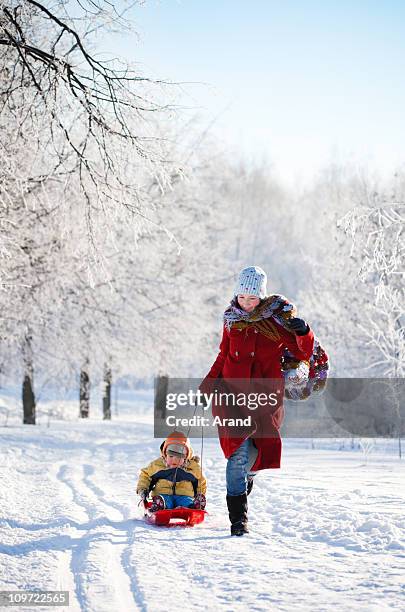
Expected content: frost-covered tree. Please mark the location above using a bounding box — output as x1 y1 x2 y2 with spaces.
336 172 405 457
338 197 404 377
289 165 385 375
0 0 188 421
0 0 180 220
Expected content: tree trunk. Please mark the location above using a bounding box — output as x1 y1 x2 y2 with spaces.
155 374 169 420
79 362 90 418
22 334 36 424
103 365 112 420
114 384 119 417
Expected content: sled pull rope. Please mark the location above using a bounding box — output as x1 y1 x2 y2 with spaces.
199 413 204 495
185 397 205 495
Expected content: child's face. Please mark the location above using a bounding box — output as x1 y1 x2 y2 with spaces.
237 294 260 312
165 451 186 468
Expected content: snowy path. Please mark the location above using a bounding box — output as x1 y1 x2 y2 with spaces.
0 415 404 611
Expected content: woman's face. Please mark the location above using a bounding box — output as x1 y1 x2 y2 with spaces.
237 294 260 312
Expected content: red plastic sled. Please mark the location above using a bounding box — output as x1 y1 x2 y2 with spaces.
144 502 207 527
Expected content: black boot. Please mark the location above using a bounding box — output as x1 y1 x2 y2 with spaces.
226 493 249 536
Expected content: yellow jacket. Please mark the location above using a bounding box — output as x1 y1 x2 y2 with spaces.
137 455 207 498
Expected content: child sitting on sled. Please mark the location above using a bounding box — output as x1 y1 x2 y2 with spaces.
136 431 207 512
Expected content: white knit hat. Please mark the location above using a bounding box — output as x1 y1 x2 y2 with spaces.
235 266 267 298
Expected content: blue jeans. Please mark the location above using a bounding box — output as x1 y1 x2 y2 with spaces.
226 438 258 496
160 494 194 509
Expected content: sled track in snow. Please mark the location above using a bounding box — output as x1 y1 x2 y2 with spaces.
80 462 149 611
55 460 149 611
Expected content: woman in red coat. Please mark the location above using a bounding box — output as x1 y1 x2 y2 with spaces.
200 266 315 536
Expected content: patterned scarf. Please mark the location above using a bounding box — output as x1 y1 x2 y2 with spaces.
223 294 297 340
223 294 330 401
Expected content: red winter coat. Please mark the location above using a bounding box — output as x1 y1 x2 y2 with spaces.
200 319 314 470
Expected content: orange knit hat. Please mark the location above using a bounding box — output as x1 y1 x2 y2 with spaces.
162 431 192 460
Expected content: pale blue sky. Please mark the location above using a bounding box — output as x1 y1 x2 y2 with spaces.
104 0 405 184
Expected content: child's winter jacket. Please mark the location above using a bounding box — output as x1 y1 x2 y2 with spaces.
137 455 207 498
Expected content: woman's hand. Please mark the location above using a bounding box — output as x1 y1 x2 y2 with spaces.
287 317 310 335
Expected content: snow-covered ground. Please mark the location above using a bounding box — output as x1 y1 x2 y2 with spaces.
0 391 404 611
